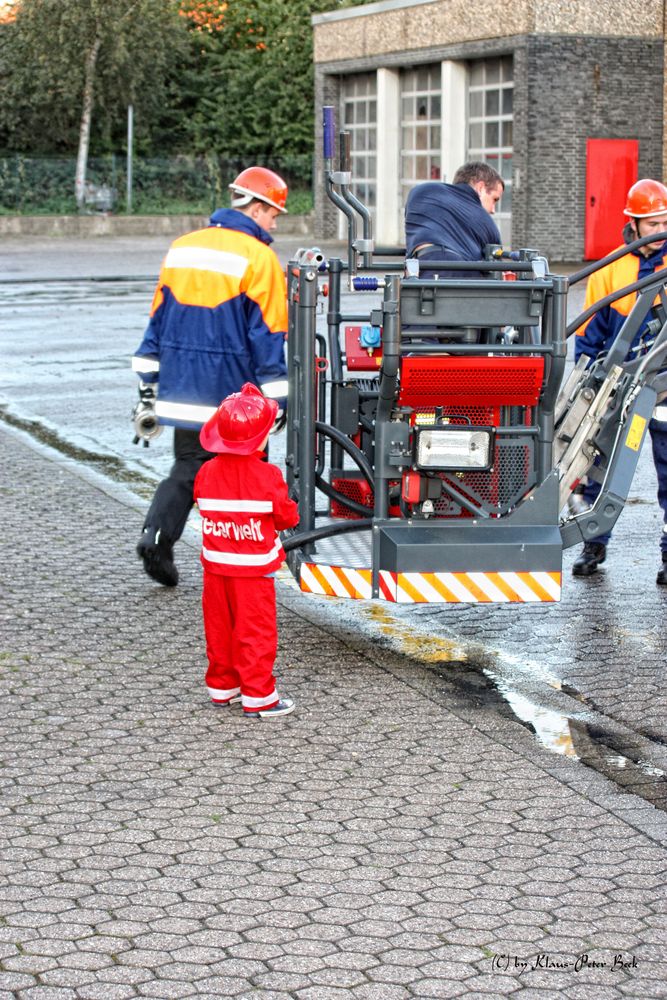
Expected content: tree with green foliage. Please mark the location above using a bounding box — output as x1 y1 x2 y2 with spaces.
177 0 370 159
0 0 374 212
0 0 188 207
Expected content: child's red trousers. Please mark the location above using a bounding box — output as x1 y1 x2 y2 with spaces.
202 571 279 712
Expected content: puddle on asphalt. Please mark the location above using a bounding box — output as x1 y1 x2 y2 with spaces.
0 277 152 294
365 605 473 664
0 406 156 499
360 604 667 812
365 604 580 757
489 685 578 757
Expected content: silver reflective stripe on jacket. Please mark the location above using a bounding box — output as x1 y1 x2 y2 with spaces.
155 400 217 424
132 356 160 373
198 499 274 513
261 379 288 399
164 246 249 279
201 538 283 567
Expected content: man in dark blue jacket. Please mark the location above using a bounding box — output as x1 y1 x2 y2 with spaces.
405 161 504 277
132 166 289 587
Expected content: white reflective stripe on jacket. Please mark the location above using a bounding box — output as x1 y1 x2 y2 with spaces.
132 356 160 374
261 379 288 399
198 499 274 513
163 245 249 279
155 400 217 424
202 538 283 567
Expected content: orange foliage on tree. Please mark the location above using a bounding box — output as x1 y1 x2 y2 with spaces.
179 0 226 33
178 0 265 49
0 0 17 24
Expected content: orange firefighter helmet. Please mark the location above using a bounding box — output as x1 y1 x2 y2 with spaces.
623 179 667 219
229 166 288 214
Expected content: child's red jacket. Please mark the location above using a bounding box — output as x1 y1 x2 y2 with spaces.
193 452 299 577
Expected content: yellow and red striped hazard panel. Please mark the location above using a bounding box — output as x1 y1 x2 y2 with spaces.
299 564 561 603
300 564 373 600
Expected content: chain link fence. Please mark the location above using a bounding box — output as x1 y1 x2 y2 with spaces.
0 153 314 216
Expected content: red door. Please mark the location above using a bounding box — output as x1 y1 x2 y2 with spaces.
585 139 638 259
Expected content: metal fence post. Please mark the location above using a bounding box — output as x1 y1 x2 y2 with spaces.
126 104 133 214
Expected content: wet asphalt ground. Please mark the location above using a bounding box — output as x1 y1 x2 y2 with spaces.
0 232 666 998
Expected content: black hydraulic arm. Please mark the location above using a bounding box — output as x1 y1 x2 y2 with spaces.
567 266 667 338
567 230 667 286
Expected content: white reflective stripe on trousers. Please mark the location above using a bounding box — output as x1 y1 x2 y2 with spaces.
207 686 241 701
242 691 278 709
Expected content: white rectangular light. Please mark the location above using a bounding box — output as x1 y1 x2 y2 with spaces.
416 427 493 470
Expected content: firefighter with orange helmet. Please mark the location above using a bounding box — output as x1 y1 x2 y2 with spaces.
228 166 289 214
574 178 667 582
132 166 290 587
194 383 299 718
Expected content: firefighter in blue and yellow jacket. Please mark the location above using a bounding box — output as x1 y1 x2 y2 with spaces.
574 178 667 584
132 166 289 587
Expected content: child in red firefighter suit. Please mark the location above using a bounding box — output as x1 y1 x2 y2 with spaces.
194 383 299 718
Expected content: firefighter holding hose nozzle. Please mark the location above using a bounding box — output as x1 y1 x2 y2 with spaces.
131 166 290 587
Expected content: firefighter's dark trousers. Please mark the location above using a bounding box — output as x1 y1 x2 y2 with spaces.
142 428 215 543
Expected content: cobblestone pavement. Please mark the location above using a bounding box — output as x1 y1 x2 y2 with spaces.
2 426 667 999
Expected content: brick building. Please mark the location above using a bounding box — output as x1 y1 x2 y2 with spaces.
312 0 666 262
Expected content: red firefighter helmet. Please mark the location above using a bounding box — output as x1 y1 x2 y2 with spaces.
229 166 288 214
200 383 278 455
623 179 667 218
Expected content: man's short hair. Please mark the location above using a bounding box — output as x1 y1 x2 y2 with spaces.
453 161 505 191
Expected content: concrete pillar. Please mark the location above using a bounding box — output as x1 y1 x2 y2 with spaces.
376 67 401 245
441 60 467 183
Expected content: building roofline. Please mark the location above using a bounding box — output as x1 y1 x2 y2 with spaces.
312 0 439 26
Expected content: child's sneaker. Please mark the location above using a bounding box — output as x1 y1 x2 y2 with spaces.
244 698 295 719
211 695 242 707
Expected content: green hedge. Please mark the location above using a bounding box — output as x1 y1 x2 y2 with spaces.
0 153 314 215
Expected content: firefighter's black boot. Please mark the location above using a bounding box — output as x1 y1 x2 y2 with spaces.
657 554 667 586
137 526 178 587
572 541 607 577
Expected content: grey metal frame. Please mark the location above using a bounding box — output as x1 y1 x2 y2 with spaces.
285 251 569 597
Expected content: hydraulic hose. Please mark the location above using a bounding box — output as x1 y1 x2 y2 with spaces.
282 518 372 553
568 230 667 286
566 266 667 337
315 420 374 486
